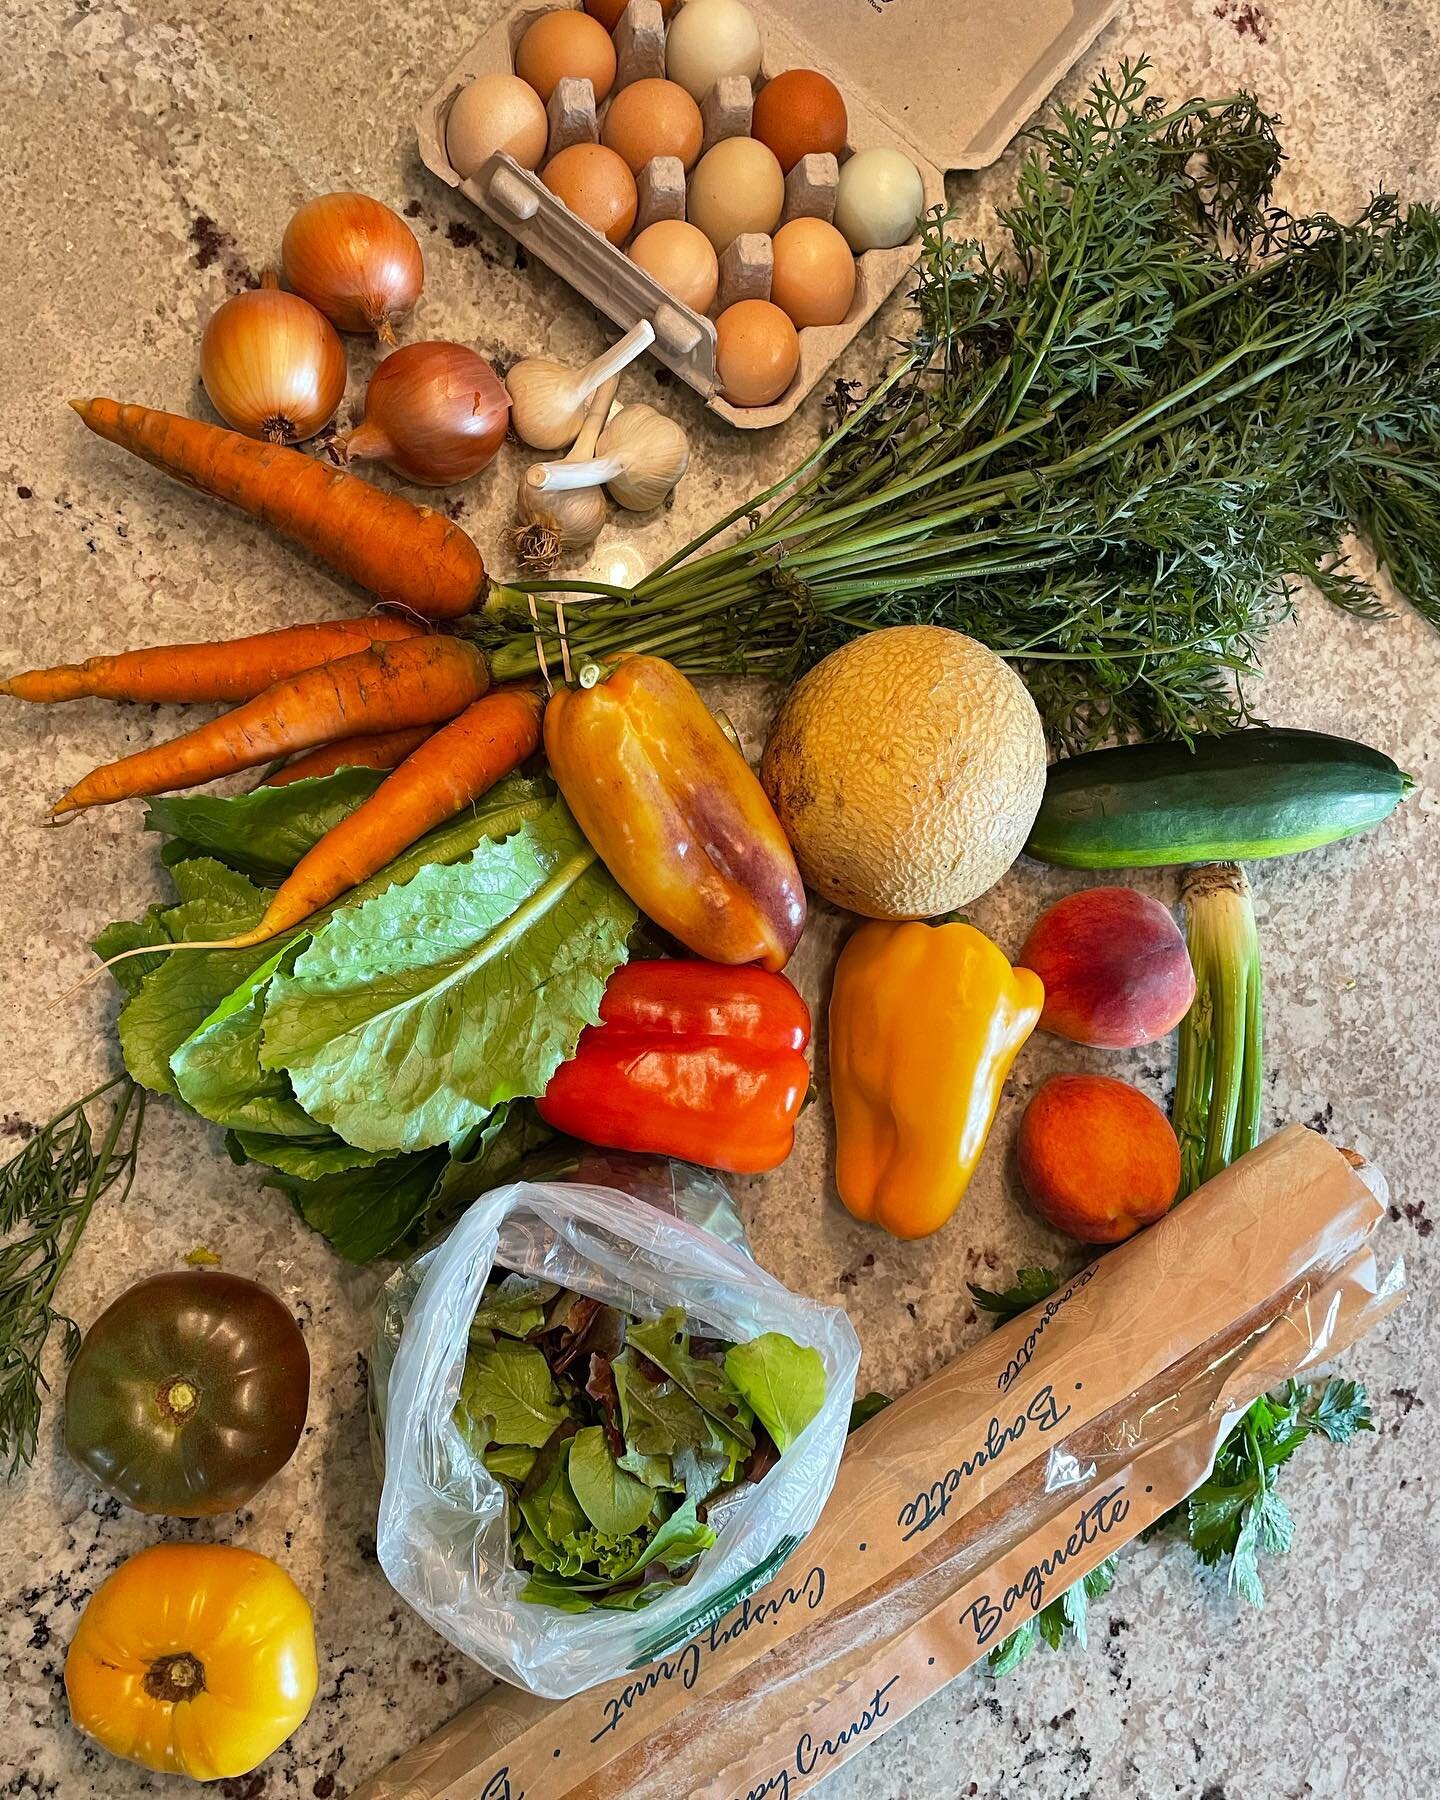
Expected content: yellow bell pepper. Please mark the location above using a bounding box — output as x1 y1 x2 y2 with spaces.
829 919 1044 1238
65 1543 317 1782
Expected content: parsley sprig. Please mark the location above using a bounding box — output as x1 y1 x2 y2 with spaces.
1151 1378 1372 1607
974 1269 1374 1672
986 1557 1120 1677
969 1268 1064 1326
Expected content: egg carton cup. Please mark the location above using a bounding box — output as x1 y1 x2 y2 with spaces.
417 0 1120 429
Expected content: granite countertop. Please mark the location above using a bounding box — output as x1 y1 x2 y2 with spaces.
3 1 1437 1796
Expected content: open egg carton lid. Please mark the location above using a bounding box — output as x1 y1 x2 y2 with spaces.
417 0 1121 428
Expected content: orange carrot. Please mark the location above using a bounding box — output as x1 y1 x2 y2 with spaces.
52 636 490 815
225 686 546 945
71 400 487 620
261 725 435 786
2 615 424 705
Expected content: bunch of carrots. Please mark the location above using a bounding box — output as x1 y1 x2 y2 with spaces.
5 396 573 965
7 419 547 957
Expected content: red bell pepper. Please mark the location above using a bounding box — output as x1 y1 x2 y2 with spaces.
537 960 812 1175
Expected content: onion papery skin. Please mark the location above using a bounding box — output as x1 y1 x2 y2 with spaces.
344 341 510 485
282 193 424 344
199 284 346 444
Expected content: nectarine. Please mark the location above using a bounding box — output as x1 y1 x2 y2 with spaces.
1017 1073 1180 1243
1019 887 1195 1048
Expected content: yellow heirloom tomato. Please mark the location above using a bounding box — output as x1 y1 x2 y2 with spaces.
65 1542 318 1782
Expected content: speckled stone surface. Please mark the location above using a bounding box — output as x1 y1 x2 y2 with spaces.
2 2 1438 1797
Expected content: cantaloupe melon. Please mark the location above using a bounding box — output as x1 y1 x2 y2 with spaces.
760 626 1045 918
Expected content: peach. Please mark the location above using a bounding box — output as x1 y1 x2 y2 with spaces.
1017 1073 1180 1244
1019 887 1195 1048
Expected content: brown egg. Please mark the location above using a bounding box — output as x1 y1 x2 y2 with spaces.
771 217 856 328
543 142 638 244
687 138 784 253
751 70 848 174
515 10 617 105
630 220 719 313
446 73 550 177
601 79 704 173
585 0 676 26
715 300 800 407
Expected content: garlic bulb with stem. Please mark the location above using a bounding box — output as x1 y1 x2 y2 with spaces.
524 402 689 513
506 321 655 450
515 378 619 562
595 403 689 510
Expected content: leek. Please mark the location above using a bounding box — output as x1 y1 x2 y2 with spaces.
1173 864 1263 1197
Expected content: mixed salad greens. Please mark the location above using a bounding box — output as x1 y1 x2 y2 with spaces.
453 1275 826 1612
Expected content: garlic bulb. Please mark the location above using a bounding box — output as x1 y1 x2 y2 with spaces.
515 378 619 559
506 320 655 450
595 404 689 510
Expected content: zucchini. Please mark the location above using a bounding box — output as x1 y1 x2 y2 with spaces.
1025 729 1413 869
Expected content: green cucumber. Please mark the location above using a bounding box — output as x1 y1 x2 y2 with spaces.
1025 729 1413 869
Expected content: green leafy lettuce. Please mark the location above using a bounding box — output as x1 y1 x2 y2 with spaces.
95 770 626 1262
724 1333 827 1453
457 1340 569 1449
143 768 389 882
244 1102 555 1264
259 797 635 1153
569 1425 656 1536
103 859 279 1098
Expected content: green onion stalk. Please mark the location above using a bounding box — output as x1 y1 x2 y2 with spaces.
476 61 1440 751
1171 864 1263 1197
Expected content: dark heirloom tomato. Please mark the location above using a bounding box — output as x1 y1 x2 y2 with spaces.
64 1271 309 1517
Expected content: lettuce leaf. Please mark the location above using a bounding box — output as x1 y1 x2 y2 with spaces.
143 768 388 882
163 777 553 1126
626 1308 754 1448
243 1103 553 1263
618 1496 714 1578
260 799 635 1153
267 1147 447 1264
484 1443 538 1483
613 1348 710 1459
568 1425 656 1536
110 860 279 1097
91 903 175 996
471 1273 553 1340
459 1341 569 1449
229 1129 396 1179
169 948 312 1135
724 1333 827 1452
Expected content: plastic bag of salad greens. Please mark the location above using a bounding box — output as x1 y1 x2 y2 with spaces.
371 1171 859 1699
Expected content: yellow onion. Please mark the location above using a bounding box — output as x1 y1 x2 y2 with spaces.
199 272 346 444
344 341 510 485
281 193 424 344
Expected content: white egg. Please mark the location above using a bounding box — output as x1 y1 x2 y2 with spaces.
665 0 763 103
834 147 925 253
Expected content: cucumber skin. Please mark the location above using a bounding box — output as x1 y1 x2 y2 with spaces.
1025 730 1411 869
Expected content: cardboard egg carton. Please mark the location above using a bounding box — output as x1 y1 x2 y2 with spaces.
417 0 1121 429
